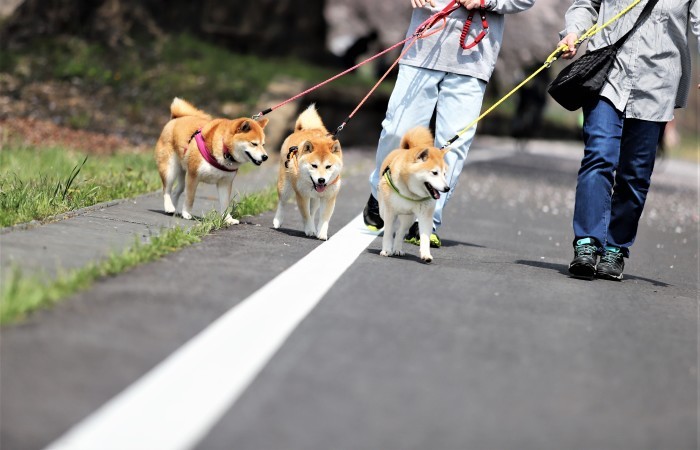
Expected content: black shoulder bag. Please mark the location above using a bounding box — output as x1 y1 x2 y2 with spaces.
548 0 658 111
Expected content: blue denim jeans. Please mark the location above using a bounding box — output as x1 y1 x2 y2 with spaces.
573 97 665 257
369 64 487 231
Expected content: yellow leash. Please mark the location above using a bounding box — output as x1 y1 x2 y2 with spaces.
441 0 643 149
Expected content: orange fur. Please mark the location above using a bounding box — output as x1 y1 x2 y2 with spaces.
154 97 269 224
378 126 450 262
273 105 343 240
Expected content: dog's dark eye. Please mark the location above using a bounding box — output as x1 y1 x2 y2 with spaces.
325 165 331 169
432 170 438 176
311 164 318 169
251 142 258 146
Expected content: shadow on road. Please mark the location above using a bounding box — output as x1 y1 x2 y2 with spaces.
440 239 486 249
365 248 431 265
515 259 671 287
270 227 319 240
515 259 570 276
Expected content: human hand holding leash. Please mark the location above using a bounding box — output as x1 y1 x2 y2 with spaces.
455 0 485 10
411 0 436 8
558 32 578 59
411 0 484 9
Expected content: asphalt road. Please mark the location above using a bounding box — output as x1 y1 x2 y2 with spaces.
1 138 698 450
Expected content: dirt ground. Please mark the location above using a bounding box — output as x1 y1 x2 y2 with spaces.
0 117 149 155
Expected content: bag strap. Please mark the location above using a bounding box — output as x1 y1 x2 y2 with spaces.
612 0 660 49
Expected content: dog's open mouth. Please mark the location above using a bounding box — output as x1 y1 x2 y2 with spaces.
245 151 264 166
425 182 441 200
311 177 327 193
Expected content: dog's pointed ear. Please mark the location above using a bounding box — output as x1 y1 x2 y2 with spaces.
301 140 314 154
238 120 251 133
331 141 341 154
256 117 269 129
416 148 430 162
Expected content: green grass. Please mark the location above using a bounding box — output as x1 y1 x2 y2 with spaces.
0 143 160 227
0 185 278 325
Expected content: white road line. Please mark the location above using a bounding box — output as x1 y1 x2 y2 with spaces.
46 214 379 450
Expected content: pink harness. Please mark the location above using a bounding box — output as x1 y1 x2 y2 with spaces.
187 129 237 173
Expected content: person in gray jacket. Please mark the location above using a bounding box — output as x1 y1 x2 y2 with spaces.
363 0 535 247
560 0 699 281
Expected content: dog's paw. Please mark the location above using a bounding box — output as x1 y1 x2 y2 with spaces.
380 249 391 257
393 250 405 257
164 205 177 215
181 211 193 220
273 218 281 229
421 253 433 263
317 232 328 241
304 227 317 237
224 215 239 226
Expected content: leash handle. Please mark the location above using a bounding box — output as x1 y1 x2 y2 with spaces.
415 1 461 36
459 0 488 50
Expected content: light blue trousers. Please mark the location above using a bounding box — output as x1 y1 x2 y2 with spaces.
369 64 487 231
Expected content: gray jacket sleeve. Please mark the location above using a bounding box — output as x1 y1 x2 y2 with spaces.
484 0 535 14
691 0 700 51
563 0 601 37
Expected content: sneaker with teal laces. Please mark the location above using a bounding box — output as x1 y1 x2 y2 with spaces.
404 222 441 248
596 246 625 281
568 237 598 279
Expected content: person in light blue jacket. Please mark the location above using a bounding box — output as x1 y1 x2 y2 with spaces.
560 0 699 281
363 0 535 247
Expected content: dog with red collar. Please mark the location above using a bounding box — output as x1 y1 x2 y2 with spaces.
155 97 269 225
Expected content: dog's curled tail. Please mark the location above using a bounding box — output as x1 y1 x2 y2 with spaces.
400 126 435 150
170 97 212 120
295 104 327 132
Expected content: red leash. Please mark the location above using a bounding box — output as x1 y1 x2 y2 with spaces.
252 1 463 121
460 0 489 49
332 1 489 137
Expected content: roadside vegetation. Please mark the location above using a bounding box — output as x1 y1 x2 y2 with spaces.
0 185 278 325
0 143 161 227
0 33 387 143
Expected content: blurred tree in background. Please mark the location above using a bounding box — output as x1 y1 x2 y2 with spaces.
1 0 329 61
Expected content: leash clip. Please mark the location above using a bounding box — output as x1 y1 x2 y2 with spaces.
333 122 346 137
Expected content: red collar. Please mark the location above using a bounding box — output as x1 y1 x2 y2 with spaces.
190 129 238 173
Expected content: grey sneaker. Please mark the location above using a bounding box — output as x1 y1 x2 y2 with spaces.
596 246 625 281
568 237 598 279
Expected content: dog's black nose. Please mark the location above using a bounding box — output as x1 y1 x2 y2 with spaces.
444 186 450 192
318 178 326 185
261 154 268 161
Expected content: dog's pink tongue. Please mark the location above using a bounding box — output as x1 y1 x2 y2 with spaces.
315 185 327 193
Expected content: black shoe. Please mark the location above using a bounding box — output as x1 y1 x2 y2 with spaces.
568 237 598 279
363 194 383 231
404 222 441 248
596 246 625 281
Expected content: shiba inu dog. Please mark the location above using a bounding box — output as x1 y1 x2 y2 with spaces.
154 97 269 225
378 126 450 263
273 104 342 240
